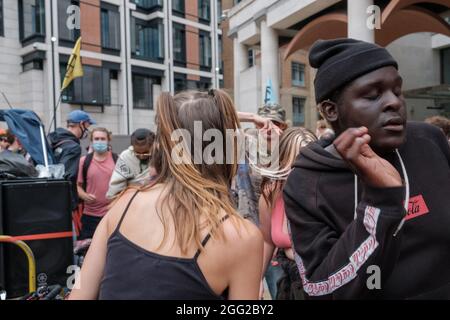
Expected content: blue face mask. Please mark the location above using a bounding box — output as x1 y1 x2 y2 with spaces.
92 141 108 153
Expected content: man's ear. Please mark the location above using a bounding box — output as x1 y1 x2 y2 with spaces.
318 100 339 123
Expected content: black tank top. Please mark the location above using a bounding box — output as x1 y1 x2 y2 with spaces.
98 191 228 300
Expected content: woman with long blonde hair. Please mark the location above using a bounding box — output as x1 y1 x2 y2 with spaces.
69 89 263 300
259 127 317 299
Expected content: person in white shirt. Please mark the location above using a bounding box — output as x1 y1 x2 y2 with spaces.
107 128 156 199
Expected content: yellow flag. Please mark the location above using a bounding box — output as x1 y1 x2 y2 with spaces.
61 37 83 91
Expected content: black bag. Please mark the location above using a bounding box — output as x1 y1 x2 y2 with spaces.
0 151 38 178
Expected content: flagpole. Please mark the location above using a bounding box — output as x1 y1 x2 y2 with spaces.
50 0 57 130
1 92 14 109
47 92 63 134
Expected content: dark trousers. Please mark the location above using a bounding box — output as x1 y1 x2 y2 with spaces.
79 214 103 240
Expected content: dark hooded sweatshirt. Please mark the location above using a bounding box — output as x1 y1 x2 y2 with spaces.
48 128 82 210
284 122 450 299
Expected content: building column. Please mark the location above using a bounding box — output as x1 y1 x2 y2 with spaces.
119 0 133 134
210 0 220 89
164 0 174 94
260 19 279 105
347 0 375 43
233 37 248 109
45 0 61 131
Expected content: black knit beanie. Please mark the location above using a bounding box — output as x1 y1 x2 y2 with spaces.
309 38 398 104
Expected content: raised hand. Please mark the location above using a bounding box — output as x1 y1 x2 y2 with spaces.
334 127 402 188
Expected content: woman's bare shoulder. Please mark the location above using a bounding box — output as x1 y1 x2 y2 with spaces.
104 188 142 236
221 216 263 253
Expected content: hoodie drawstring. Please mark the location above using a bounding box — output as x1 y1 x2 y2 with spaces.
353 149 409 237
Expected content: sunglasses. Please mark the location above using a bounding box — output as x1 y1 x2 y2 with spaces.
134 151 151 157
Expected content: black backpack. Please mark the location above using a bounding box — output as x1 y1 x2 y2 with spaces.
81 152 118 191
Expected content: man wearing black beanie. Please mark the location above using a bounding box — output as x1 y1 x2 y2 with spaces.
284 38 450 299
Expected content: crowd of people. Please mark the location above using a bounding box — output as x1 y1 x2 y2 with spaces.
1 38 450 300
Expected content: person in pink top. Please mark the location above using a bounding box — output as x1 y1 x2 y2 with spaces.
77 127 116 240
259 127 317 299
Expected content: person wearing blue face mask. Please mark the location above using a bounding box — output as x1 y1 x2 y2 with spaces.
76 127 117 240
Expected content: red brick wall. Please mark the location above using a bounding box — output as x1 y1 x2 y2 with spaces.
80 0 101 67
186 25 200 73
185 0 199 22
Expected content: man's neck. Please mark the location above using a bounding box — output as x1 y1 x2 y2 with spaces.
94 151 109 161
66 128 79 139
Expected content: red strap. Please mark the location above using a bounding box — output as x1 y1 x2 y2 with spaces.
7 231 73 242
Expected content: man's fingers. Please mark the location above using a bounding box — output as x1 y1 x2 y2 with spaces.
334 127 368 155
346 134 371 161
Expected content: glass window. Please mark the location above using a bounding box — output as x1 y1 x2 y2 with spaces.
248 49 254 68
293 97 305 126
217 0 222 24
132 74 155 109
20 0 45 40
174 75 211 93
174 77 186 93
101 7 120 50
198 0 210 22
199 31 211 68
292 62 305 87
173 23 186 63
218 35 223 73
443 48 450 85
0 0 4 37
61 64 111 105
23 60 44 72
131 18 164 61
172 0 184 14
58 0 80 42
132 0 162 10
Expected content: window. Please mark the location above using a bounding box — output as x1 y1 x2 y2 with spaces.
293 97 305 126
292 62 305 87
132 0 162 11
58 0 80 43
442 48 450 85
101 6 121 51
132 18 164 61
19 0 45 42
172 0 184 15
0 0 4 37
132 74 155 109
248 49 254 67
174 74 211 93
173 23 186 64
22 61 43 72
61 64 111 106
218 35 223 73
217 0 222 24
198 0 210 22
199 31 212 69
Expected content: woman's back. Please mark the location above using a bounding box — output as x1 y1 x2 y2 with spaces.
98 185 261 300
68 90 263 300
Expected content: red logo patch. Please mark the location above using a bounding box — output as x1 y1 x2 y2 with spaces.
405 195 429 221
